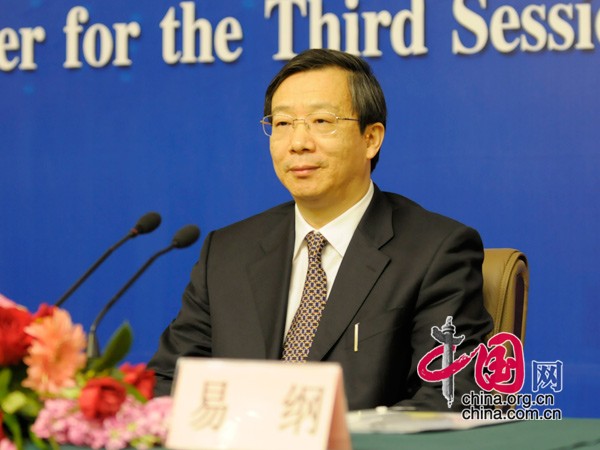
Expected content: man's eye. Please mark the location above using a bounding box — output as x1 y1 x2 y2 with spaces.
274 119 291 127
311 115 335 125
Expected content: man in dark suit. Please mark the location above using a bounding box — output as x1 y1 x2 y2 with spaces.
148 49 492 411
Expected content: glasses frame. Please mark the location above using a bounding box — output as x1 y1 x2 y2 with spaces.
260 112 360 137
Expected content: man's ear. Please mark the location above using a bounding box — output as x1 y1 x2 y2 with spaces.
364 122 385 160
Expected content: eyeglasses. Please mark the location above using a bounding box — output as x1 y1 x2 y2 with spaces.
260 112 359 137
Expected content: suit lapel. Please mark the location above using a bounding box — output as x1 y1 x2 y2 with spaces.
246 207 295 359
308 188 394 361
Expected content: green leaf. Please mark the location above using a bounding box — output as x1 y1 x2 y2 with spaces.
17 391 42 418
0 389 40 417
131 434 161 449
49 437 61 450
0 368 12 398
59 386 80 400
88 322 133 372
124 383 147 404
3 411 23 450
1 390 27 414
28 427 50 450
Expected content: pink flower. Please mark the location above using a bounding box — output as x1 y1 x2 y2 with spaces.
22 308 87 396
0 438 17 450
0 293 17 308
32 396 172 450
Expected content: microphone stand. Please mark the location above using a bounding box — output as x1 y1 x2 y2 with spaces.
56 232 133 308
86 244 175 358
55 212 161 308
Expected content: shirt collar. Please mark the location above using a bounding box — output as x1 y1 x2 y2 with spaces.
293 181 375 260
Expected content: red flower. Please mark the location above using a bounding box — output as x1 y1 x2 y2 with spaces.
120 363 156 400
33 303 56 320
0 306 33 365
79 377 127 420
0 410 5 440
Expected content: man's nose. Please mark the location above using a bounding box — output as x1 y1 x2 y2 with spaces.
290 120 315 152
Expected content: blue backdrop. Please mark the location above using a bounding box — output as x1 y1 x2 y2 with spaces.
2 0 598 418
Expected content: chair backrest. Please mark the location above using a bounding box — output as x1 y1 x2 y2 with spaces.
482 248 529 342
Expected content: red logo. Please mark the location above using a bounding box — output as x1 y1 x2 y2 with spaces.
417 317 525 407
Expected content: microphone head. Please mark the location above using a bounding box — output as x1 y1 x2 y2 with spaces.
133 212 162 236
172 224 201 249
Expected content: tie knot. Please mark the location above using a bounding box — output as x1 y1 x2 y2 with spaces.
305 231 327 259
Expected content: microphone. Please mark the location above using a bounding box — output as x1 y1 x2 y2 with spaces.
55 212 162 307
86 224 201 358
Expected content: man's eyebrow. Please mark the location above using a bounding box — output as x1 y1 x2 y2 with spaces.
271 103 341 115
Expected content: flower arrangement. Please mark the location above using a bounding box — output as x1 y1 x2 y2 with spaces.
0 294 172 450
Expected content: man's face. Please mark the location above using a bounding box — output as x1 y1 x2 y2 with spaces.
269 67 381 218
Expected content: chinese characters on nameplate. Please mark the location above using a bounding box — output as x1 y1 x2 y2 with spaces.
167 359 351 450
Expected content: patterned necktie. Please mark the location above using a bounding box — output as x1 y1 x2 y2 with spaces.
282 231 328 362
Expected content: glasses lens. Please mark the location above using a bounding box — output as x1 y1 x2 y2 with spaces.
261 117 273 136
307 113 337 135
261 113 341 137
264 114 295 138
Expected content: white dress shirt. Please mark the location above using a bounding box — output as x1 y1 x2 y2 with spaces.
283 182 375 337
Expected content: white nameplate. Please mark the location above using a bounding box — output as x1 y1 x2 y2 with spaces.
166 358 351 450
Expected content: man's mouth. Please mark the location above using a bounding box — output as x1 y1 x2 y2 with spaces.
288 164 320 176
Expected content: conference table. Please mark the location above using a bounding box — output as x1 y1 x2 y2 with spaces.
28 418 598 450
351 419 600 450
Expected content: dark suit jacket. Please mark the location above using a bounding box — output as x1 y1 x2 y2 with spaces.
148 186 493 411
